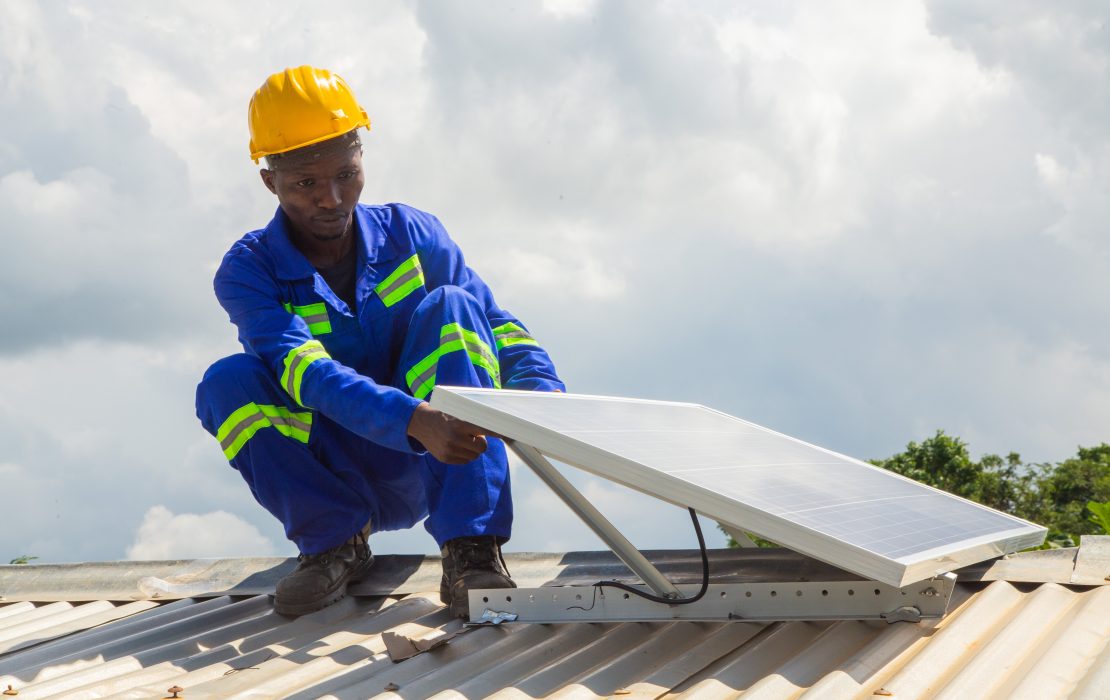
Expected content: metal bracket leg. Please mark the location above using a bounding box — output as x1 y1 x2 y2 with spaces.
508 441 682 599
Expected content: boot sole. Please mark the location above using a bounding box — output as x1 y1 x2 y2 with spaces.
274 586 348 617
447 574 516 619
273 554 375 617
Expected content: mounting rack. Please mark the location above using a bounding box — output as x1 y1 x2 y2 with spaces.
469 442 957 624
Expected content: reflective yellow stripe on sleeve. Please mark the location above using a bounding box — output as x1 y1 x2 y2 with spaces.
280 340 331 407
216 402 313 460
375 254 425 307
491 322 539 351
283 301 332 336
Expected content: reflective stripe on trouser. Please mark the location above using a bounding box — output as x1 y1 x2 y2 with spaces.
197 353 429 554
195 285 513 552
395 285 512 547
216 402 312 459
405 322 501 400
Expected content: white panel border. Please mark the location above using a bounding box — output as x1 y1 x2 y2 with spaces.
430 387 1047 587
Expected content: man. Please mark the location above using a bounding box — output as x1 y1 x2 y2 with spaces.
195 65 564 617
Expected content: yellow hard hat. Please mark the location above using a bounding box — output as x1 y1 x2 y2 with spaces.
248 65 371 163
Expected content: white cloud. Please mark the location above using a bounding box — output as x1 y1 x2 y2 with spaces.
542 0 597 19
1 0 1108 565
1034 152 1064 190
495 247 626 302
1032 148 1110 248
127 506 277 560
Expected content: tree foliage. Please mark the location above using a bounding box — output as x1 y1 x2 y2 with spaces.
1088 501 1110 535
1024 445 1110 539
870 431 1110 547
868 431 1031 513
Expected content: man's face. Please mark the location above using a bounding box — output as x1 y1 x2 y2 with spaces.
261 147 365 244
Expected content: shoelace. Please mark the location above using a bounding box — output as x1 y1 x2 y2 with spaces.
453 538 510 575
297 551 332 567
296 530 370 568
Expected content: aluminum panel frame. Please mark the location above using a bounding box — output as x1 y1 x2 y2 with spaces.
430 388 1046 587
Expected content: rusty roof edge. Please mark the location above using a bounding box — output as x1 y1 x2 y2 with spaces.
2 540 1107 603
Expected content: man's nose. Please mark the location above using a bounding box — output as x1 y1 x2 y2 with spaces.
317 181 342 209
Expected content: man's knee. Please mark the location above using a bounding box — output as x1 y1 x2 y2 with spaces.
196 354 273 432
416 285 481 315
198 354 270 396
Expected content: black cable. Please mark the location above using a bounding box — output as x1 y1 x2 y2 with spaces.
590 507 709 605
565 585 600 612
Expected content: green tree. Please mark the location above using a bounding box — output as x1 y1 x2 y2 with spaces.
868 431 1035 516
1087 501 1110 535
1027 445 1110 537
974 452 1035 515
869 430 980 498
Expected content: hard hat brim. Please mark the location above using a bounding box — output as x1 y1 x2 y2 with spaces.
251 121 370 164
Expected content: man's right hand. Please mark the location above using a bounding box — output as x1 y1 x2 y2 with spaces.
406 402 492 464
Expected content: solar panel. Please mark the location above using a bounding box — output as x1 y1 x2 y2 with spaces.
430 387 1047 587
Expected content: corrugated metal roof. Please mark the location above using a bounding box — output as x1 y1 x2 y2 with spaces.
1 548 1108 699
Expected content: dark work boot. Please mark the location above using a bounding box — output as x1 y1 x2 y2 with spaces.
439 535 515 619
274 530 374 617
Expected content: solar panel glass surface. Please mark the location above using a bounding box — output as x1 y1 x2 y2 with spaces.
430 388 1047 586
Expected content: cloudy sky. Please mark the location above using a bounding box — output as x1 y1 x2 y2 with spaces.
2 0 1107 564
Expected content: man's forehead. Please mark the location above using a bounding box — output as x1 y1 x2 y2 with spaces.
277 150 362 176
268 130 362 172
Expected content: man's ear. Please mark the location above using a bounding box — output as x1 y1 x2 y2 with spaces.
260 168 278 195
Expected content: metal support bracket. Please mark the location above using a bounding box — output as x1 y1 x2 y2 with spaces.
469 573 956 624
503 439 958 625
509 441 681 599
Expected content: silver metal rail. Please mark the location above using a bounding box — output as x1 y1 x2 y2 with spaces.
470 574 957 623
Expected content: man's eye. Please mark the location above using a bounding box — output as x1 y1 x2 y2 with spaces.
297 179 314 188
338 171 355 180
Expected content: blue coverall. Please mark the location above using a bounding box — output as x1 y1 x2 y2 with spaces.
195 203 564 554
